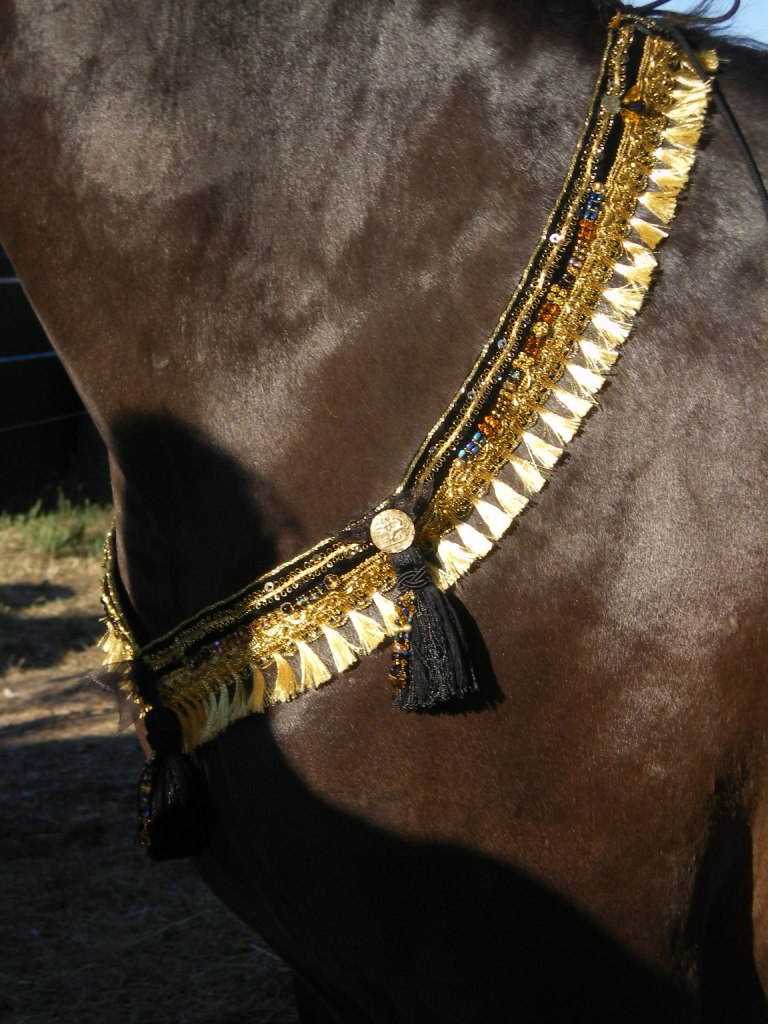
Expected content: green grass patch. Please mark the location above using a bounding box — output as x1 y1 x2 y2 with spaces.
0 492 113 558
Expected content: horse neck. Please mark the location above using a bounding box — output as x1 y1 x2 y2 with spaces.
0 0 601 639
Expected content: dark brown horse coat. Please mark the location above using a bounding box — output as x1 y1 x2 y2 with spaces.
1 1 766 1019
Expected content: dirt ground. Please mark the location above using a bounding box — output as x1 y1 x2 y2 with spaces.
0 527 298 1024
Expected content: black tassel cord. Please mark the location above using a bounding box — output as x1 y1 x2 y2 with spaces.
135 671 211 862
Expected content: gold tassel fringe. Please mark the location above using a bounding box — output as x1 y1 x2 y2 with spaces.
272 653 299 702
565 363 606 396
348 610 387 654
537 408 580 444
249 666 266 713
508 455 546 494
369 592 397 635
437 537 478 579
523 432 562 470
492 477 529 516
578 339 618 372
323 626 359 671
298 641 332 691
552 385 594 418
472 496 513 540
455 520 494 557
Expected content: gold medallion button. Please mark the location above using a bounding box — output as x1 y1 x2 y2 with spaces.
369 509 416 554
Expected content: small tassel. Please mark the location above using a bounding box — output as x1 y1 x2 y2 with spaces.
674 69 710 91
621 241 657 271
578 339 618 372
99 626 130 666
668 90 708 120
566 362 605 397
349 610 387 654
630 216 668 249
552 385 594 419
197 688 231 746
649 168 686 196
230 674 250 721
603 283 644 316
523 432 562 470
271 653 299 702
175 698 207 751
455 521 494 558
537 408 580 444
590 313 629 349
638 189 677 224
472 496 513 540
389 546 478 711
508 456 546 494
437 537 477 582
249 665 266 712
298 641 332 690
655 144 695 177
137 704 210 862
612 261 653 288
372 592 400 635
491 477 529 516
662 125 702 148
323 626 358 671
694 49 718 74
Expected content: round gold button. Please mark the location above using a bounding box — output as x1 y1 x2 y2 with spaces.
369 509 416 554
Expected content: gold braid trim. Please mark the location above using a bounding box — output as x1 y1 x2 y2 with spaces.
100 19 716 753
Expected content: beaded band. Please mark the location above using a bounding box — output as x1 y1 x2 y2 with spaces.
101 15 715 752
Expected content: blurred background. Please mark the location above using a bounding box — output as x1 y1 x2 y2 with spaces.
0 246 110 514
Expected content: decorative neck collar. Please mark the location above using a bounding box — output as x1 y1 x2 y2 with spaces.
101 14 715 755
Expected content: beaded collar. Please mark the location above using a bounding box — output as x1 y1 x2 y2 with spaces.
101 14 715 753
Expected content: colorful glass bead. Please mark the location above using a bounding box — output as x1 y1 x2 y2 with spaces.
390 591 418 690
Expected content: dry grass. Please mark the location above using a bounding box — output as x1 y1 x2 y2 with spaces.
0 511 298 1024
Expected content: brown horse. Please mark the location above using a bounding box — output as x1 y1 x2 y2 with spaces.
1 0 766 1019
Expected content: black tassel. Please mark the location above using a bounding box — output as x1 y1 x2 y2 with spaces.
136 704 211 861
389 546 478 711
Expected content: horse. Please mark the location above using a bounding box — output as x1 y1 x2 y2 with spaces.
1 0 766 1019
